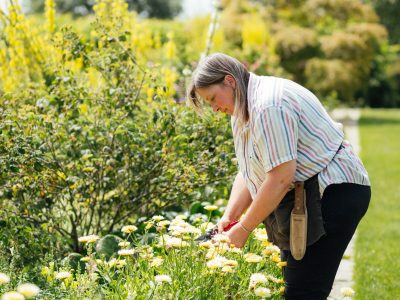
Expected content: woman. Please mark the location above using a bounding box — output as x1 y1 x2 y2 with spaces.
187 53 371 299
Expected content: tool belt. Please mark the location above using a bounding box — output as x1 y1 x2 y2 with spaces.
263 174 326 260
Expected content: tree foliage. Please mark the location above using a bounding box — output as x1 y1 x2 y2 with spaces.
29 0 182 19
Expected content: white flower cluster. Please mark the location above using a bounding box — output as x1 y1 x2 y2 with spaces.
168 218 201 237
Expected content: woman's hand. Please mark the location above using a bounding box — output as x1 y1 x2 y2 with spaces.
224 222 251 248
216 215 233 233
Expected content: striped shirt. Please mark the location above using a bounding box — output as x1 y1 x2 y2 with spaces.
232 73 370 199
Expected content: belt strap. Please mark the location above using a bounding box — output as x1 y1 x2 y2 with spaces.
293 182 305 214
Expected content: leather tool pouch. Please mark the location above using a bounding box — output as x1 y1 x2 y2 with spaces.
263 174 326 252
290 182 307 260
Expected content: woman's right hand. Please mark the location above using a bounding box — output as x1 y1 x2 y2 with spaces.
217 215 234 233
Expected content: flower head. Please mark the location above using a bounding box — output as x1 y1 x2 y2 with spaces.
118 249 135 256
340 287 355 297
157 220 171 228
150 256 164 267
212 233 230 244
206 256 228 269
1 291 25 300
249 273 268 289
78 235 100 243
55 271 72 280
152 215 165 222
204 205 218 211
118 241 130 248
154 275 172 284
244 253 263 263
0 272 10 285
121 225 138 233
262 245 280 256
159 235 188 248
17 283 41 298
221 266 235 273
254 287 271 298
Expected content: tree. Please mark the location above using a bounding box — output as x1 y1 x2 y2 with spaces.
29 0 183 19
365 0 400 44
129 0 182 19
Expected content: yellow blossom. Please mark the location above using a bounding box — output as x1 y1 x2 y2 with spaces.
1 291 25 300
340 287 355 297
249 273 268 290
118 249 135 256
199 240 213 249
254 287 271 298
150 256 164 267
204 205 218 211
116 259 127 268
224 259 238 267
17 283 41 298
78 235 100 243
206 256 227 269
154 275 172 284
0 273 10 284
262 245 280 256
212 233 230 243
221 266 235 273
45 0 56 34
157 220 171 228
55 271 72 280
118 242 130 248
152 215 164 222
121 225 138 233
271 252 281 263
277 261 287 268
244 253 263 263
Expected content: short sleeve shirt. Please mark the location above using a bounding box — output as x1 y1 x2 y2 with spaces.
231 73 370 199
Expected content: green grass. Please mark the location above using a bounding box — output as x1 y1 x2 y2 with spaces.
354 109 400 300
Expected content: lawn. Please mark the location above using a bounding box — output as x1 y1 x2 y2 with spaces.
354 109 400 299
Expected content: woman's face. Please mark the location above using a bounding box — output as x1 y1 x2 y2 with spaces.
196 75 236 115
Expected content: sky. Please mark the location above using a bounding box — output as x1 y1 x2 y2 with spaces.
179 0 213 19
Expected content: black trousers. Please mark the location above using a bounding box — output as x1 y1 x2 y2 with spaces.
281 183 371 300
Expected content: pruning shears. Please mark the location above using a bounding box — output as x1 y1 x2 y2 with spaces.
194 221 239 242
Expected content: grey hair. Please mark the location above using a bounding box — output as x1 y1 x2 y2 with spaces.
187 53 250 123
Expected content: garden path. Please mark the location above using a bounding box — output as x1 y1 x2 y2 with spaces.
328 108 361 299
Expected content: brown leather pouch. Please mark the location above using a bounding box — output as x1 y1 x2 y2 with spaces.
290 182 307 260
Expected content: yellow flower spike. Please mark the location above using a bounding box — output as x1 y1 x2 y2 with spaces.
45 0 56 34
279 286 285 294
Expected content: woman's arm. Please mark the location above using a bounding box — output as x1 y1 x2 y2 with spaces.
217 172 252 232
241 159 296 231
225 160 296 247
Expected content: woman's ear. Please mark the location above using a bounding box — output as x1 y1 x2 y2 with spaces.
224 75 236 89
